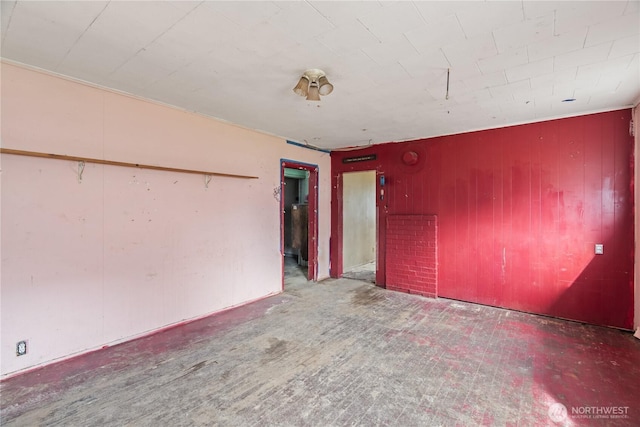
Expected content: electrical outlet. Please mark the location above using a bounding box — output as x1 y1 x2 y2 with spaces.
595 244 604 255
16 340 27 356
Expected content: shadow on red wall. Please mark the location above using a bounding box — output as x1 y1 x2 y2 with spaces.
548 234 634 328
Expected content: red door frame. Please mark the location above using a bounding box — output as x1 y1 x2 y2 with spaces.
331 168 385 286
281 159 319 286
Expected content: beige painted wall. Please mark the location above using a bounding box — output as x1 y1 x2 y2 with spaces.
0 63 331 377
342 170 376 271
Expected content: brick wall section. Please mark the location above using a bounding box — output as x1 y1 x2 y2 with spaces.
385 215 438 298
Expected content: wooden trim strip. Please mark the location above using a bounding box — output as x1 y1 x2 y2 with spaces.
0 148 259 180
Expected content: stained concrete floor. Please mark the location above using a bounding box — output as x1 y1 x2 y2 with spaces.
2 276 639 426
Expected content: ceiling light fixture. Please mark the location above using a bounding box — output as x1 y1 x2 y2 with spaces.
293 69 333 101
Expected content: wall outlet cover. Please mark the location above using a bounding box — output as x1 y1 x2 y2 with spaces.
595 244 604 255
16 340 27 356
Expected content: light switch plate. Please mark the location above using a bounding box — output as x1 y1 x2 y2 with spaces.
595 244 604 255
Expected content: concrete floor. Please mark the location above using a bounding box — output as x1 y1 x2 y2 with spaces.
284 255 309 288
342 262 376 284
2 276 639 426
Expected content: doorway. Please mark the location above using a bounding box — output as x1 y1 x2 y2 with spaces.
342 170 377 283
281 160 319 288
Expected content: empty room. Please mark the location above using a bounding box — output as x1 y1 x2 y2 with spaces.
1 1 639 425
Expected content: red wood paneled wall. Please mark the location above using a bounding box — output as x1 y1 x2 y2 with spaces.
331 110 635 329
386 215 438 297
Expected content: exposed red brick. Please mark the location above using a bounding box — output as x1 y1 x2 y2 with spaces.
385 215 438 298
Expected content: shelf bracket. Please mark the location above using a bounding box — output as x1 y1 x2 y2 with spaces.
77 161 85 183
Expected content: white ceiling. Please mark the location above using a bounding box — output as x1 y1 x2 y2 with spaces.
1 1 639 150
